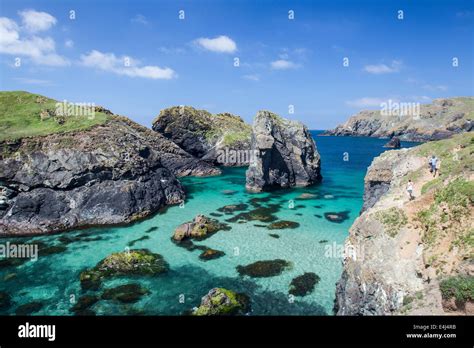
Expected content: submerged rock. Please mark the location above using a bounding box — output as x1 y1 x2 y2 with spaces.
237 259 292 278
217 204 248 214
246 111 322 192
102 283 150 303
15 301 43 315
127 235 150 247
324 211 350 223
70 295 99 312
226 205 279 223
289 272 320 296
384 137 401 149
192 288 250 316
297 193 317 200
0 291 11 310
199 248 225 261
172 215 231 242
267 220 300 230
79 249 168 290
145 226 159 233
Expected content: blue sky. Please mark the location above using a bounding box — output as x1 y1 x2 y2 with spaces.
0 0 473 129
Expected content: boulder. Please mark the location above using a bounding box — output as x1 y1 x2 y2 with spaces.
384 137 401 148
172 215 230 242
192 288 250 316
79 249 168 290
245 111 321 192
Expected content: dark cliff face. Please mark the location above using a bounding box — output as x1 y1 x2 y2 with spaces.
245 111 322 192
152 106 251 166
0 116 191 235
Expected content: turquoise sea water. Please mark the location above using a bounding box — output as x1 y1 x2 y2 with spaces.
0 134 418 316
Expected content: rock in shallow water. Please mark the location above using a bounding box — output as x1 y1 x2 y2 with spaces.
246 111 322 192
101 284 150 303
324 211 350 223
192 288 250 316
383 137 401 149
267 220 300 230
289 272 320 297
15 301 43 315
237 259 292 278
199 248 225 261
172 215 231 242
79 249 168 290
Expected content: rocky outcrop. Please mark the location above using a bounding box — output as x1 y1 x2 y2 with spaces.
245 111 321 192
152 106 252 166
335 132 474 315
172 214 230 242
383 137 401 149
325 97 474 141
192 288 250 316
0 115 218 236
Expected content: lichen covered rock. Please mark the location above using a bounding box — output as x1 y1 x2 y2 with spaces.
80 249 168 290
192 288 250 316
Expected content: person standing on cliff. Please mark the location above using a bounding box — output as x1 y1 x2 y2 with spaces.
406 180 414 200
429 155 439 177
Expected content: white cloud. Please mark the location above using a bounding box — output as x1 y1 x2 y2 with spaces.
80 50 176 79
270 59 299 70
19 9 57 32
0 15 69 66
243 74 260 81
65 39 74 48
364 60 402 74
194 35 237 53
131 14 149 26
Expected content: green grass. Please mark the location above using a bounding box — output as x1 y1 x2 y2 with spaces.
417 178 473 247
439 275 474 303
0 91 108 141
375 207 408 237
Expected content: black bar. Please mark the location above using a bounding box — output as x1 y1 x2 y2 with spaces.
0 315 472 346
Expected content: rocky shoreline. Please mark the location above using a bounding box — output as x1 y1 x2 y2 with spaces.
335 132 473 315
324 97 473 142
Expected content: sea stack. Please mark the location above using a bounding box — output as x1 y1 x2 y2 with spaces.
245 111 321 192
383 137 401 149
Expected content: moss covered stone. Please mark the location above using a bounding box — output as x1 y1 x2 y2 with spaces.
237 259 292 278
79 249 168 290
192 288 250 316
